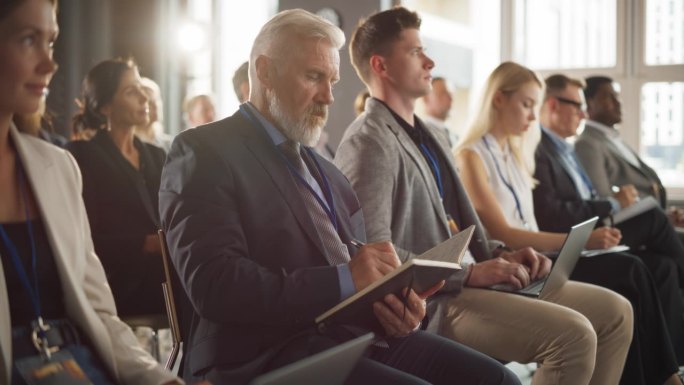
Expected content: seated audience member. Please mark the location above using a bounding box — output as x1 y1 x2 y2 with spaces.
67 59 166 318
232 61 249 103
454 62 683 385
534 73 684 363
421 76 457 146
335 9 631 385
135 77 172 151
159 9 520 385
0 1 183 384
183 94 216 129
575 76 684 228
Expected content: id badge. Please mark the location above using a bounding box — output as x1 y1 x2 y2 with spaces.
15 350 92 385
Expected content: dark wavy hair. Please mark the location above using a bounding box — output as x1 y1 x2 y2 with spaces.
0 0 57 21
72 58 137 135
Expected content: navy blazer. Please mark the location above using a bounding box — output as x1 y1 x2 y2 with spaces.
533 130 613 232
159 110 365 377
67 130 166 316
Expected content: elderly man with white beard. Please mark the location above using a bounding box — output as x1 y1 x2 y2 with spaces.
158 8 518 385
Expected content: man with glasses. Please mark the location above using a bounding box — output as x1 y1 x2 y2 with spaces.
533 74 684 365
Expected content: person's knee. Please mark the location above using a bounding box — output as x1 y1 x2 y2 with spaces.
602 292 634 340
556 311 598 363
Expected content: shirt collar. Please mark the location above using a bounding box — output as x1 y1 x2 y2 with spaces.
373 97 425 143
243 102 287 146
541 125 574 154
586 119 619 139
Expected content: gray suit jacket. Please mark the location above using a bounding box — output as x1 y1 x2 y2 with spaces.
335 98 497 331
575 122 666 207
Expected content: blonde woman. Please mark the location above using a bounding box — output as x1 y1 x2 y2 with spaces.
455 61 683 385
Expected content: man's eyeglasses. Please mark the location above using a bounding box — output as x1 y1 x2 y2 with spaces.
554 96 586 112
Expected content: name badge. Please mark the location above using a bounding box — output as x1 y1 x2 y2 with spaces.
15 350 92 385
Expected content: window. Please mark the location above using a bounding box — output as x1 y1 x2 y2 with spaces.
513 0 617 69
645 0 684 65
641 82 684 188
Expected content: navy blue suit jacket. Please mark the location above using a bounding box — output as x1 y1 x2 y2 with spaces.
533 130 613 232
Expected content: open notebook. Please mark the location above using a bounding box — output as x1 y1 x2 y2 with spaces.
315 226 475 329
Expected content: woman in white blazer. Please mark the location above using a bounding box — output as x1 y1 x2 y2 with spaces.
0 1 184 384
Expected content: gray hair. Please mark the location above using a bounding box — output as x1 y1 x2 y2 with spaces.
249 9 345 98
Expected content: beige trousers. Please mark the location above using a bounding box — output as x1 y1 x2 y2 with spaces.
438 281 633 385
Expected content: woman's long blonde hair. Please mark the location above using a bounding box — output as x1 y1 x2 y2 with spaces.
456 61 543 183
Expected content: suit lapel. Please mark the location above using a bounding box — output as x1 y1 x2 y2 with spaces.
237 113 330 262
541 133 581 193
368 101 449 234
9 127 118 374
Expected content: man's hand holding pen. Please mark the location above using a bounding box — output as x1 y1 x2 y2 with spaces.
348 239 444 337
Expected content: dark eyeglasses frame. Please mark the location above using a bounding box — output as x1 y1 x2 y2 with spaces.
554 96 585 111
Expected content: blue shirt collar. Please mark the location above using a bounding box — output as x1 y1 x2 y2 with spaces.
243 102 287 146
542 125 574 155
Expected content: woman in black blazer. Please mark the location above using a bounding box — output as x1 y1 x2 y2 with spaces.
67 59 166 317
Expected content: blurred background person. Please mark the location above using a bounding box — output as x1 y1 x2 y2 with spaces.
67 58 167 319
232 61 249 103
135 77 171 151
353 89 370 116
421 77 457 147
183 94 215 129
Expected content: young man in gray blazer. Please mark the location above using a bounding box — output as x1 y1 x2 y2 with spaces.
335 7 633 385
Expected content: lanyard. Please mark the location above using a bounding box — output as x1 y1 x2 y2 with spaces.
419 142 444 199
239 105 338 230
481 136 528 228
0 160 42 321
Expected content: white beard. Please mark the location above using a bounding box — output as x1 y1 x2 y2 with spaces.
267 89 326 147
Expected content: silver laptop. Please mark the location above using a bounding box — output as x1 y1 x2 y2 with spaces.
250 333 374 385
490 217 598 297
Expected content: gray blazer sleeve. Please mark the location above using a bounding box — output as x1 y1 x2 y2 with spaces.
335 126 417 262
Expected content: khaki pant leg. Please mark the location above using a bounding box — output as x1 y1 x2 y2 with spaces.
439 287 596 385
542 281 633 385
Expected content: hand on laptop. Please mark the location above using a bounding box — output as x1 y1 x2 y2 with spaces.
497 247 551 281
466 258 531 289
586 227 621 249
349 241 401 291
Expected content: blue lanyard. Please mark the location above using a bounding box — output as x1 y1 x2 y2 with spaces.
239 105 338 230
481 136 528 227
0 160 42 322
419 143 444 198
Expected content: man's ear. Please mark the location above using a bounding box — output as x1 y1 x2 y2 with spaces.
255 55 274 89
369 55 387 77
